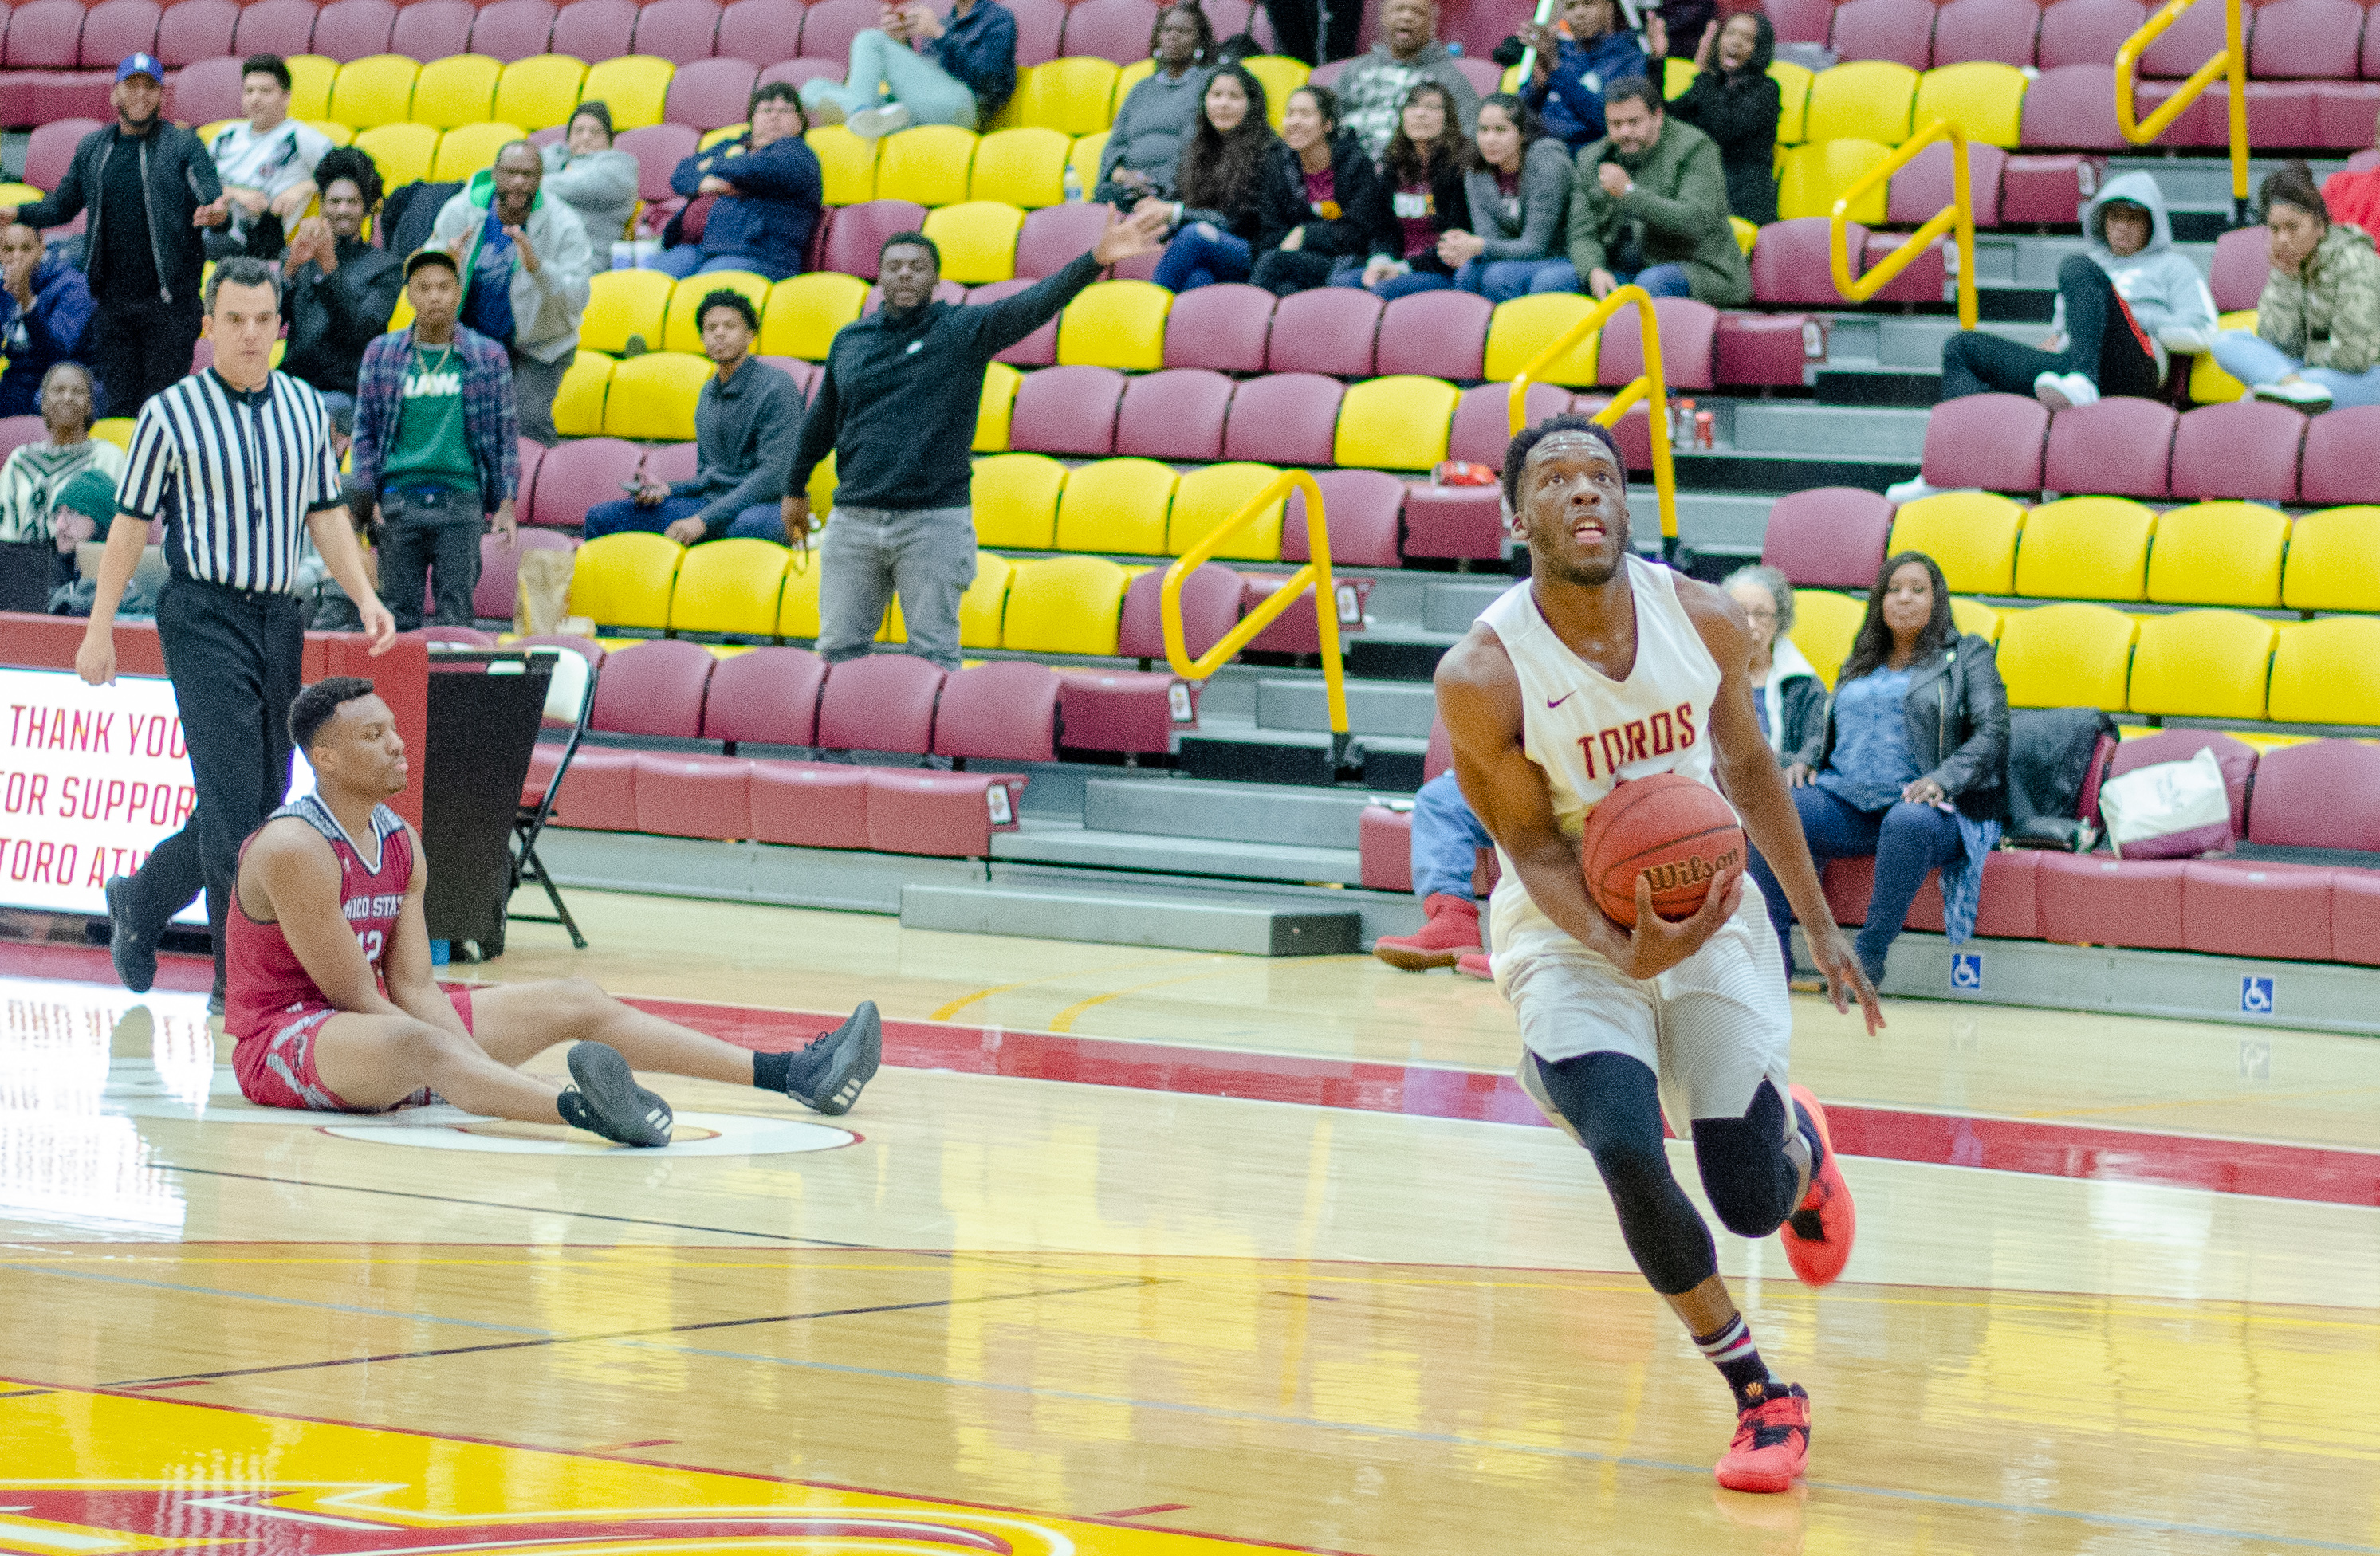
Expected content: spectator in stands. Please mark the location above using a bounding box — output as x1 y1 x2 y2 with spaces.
583 290 800 544
785 208 1167 673
800 0 1018 139
1667 12 1779 226
2321 112 2380 234
1263 0 1359 69
2211 162 2380 411
1 54 230 415
1336 82 1471 298
1147 65 1279 291
431 142 594 447
1722 564 1824 762
1518 0 1650 153
1566 78 1749 305
541 103 641 250
0 223 98 418
1443 95 1575 301
350 250 520 631
1335 0 1481 162
280 147 405 418
1369 771 1493 972
1645 0 1717 61
1096 4 1217 206
204 55 331 261
0 363 122 593
1750 551 2007 988
656 86 824 283
1247 86 1393 297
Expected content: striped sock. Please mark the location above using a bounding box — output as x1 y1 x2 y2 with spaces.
1694 1315 1777 1410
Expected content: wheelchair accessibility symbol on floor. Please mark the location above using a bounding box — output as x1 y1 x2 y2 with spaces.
2240 975 2276 1016
1949 952 1985 991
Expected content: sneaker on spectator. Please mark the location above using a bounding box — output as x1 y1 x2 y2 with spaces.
847 103 911 139
2033 371 2098 411
1371 894 1481 971
2254 377 2333 410
1454 953 1493 980
1882 476 1942 505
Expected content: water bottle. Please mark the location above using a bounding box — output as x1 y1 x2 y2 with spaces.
1063 163 1083 203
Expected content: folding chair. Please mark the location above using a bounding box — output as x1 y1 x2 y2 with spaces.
506 646 593 949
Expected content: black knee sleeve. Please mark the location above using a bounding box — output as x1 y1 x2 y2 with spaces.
1535 1051 1720 1295
1693 1080 1803 1240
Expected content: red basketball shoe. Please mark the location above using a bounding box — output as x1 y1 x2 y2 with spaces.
1780 1083 1855 1287
1715 1381 1811 1493
1371 894 1481 970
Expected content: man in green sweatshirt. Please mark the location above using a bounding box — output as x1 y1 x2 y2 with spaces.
1567 77 1751 307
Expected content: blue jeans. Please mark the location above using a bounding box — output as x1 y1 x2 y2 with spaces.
1745 785 1963 980
652 246 795 283
1410 772 1494 902
800 29 979 128
1328 264 1454 300
582 495 788 543
1611 262 1692 299
2208 329 2380 407
1152 224 1251 292
1457 257 1579 301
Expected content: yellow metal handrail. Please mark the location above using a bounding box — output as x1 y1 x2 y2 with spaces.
2115 0 2248 215
1828 117 1979 331
1506 284 1678 543
1158 468 1352 767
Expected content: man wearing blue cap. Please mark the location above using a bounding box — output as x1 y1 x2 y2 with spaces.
1 54 230 415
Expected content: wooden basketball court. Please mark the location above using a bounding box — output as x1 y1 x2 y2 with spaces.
2 886 2376 1556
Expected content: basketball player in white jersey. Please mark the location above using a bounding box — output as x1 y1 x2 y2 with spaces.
1436 415 1884 1494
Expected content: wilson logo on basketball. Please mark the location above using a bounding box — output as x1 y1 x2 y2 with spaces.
1574 703 1698 780
1640 845 1744 894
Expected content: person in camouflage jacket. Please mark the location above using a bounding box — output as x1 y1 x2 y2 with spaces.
2210 160 2380 409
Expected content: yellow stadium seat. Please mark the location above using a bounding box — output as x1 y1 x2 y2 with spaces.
0 180 41 206
702 123 745 150
411 55 502 128
1729 215 1756 255
494 55 588 131
2127 610 2278 721
1335 375 1460 470
287 54 337 121
197 117 241 147
2268 616 2380 725
973 454 1067 548
662 270 770 354
1888 491 2024 594
778 547 824 638
667 538 793 635
1995 602 2138 709
569 533 683 631
2190 311 2256 403
1169 462 1285 562
353 123 439 191
328 54 418 129
89 417 134 452
1056 279 1171 370
1241 55 1309 129
877 124 979 206
1109 57 1153 116
970 127 1069 207
1663 57 1695 99
1006 57 1124 136
807 125 879 205
1483 293 1599 385
584 56 674 131
922 200 1025 283
1949 596 2000 643
1001 555 1132 653
1770 60 1814 144
552 352 614 437
2146 501 2288 607
431 120 529 183
580 269 676 356
1788 590 1865 688
1913 62 2028 149
759 271 867 360
977 360 1021 452
1053 457 1178 554
2281 505 2380 611
309 120 355 147
602 352 713 440
1776 139 1891 223
806 450 837 519
2012 496 2157 601
1804 61 1918 146
1068 131 1107 192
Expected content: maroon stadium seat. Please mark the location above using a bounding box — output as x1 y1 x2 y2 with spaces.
514 438 547 521
717 0 803 61
1446 380 1566 466
798 0 880 60
391 0 474 60
2299 406 2380 509
1114 367 1234 461
820 198 928 279
545 748 640 830
474 528 574 620
1568 394 1654 471
1599 296 1717 389
2182 862 2335 961
1374 289 1490 380
1220 372 1343 466
514 634 607 670
1763 488 1894 590
4 0 84 68
1715 311 1816 387
749 760 870 847
639 441 700 488
2044 398 2176 498
2249 0 2361 79
2138 0 2225 75
231 0 318 58
701 645 828 747
1751 218 1861 307
1284 467 1406 568
166 60 241 123
2130 80 2225 148
528 437 643 528
1403 382 1553 562
1058 0 1156 62
634 0 724 62
1860 230 1945 304
1238 570 1371 655
759 58 844 94
1766 0 1833 42
1930 0 2040 65
24 118 102 190
1161 282 1275 371
312 0 397 61
1014 201 1110 278
1006 0 1067 66
407 624 498 647
1823 850 2040 937
633 753 753 839
665 57 756 129
2336 870 2380 966
1918 392 2048 493
551 0 639 61
1009 363 1124 455
759 354 819 399
2018 65 2126 150
2036 0 2146 68
1999 153 2104 222
2167 400 2306 503
1359 806 1414 892
1888 142 2007 228
933 660 1061 763
1056 670 1191 754
1425 717 1452 781
2110 728 2256 837
2035 854 2187 948
2248 739 2380 852
590 639 718 739
2243 82 2320 151
2208 223 2270 312
618 123 701 200
1265 287 1383 376
862 770 1026 857
0 415 45 460
1117 562 1240 660
1828 0 1934 68
155 0 236 65
470 0 560 61
77 0 159 67
816 653 944 753
2316 83 2380 151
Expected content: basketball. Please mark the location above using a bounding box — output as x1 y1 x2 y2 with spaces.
1578 772 1747 928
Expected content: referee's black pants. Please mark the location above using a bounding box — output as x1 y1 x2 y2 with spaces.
125 578 304 997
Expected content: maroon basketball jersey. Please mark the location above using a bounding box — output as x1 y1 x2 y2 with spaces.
226 795 414 1036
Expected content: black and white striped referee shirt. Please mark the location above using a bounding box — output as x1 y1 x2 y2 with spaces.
117 369 348 595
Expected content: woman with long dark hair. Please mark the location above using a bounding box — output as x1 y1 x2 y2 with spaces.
1096 3 1216 204
1246 84 1395 296
1667 11 1780 225
1442 93 1576 301
1334 81 1471 298
2209 159 2380 410
1745 551 2008 988
1146 64 1278 291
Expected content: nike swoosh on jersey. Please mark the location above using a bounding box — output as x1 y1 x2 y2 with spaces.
1547 692 1576 709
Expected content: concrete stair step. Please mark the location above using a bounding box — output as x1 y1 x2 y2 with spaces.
899 882 1363 956
1080 772 1381 847
994 818 1361 885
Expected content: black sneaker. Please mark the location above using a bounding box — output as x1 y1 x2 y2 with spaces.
104 876 155 994
558 1042 674 1147
782 1000 881 1117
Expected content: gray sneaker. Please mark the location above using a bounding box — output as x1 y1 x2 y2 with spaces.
104 876 155 994
782 1000 882 1116
559 1042 674 1147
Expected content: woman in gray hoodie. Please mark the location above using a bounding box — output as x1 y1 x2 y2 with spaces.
541 102 642 248
1442 94 1576 301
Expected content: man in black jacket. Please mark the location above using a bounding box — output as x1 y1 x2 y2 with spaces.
784 205 1165 671
1 54 230 415
279 147 404 415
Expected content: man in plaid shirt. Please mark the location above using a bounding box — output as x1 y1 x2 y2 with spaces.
351 248 519 630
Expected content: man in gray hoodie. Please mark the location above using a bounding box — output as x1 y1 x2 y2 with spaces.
431 143 594 446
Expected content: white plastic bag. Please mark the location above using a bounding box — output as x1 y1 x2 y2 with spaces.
2099 747 2232 859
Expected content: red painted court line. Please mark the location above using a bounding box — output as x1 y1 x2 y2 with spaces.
1099 1504 1193 1519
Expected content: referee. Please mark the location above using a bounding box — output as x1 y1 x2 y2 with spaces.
76 255 395 1014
